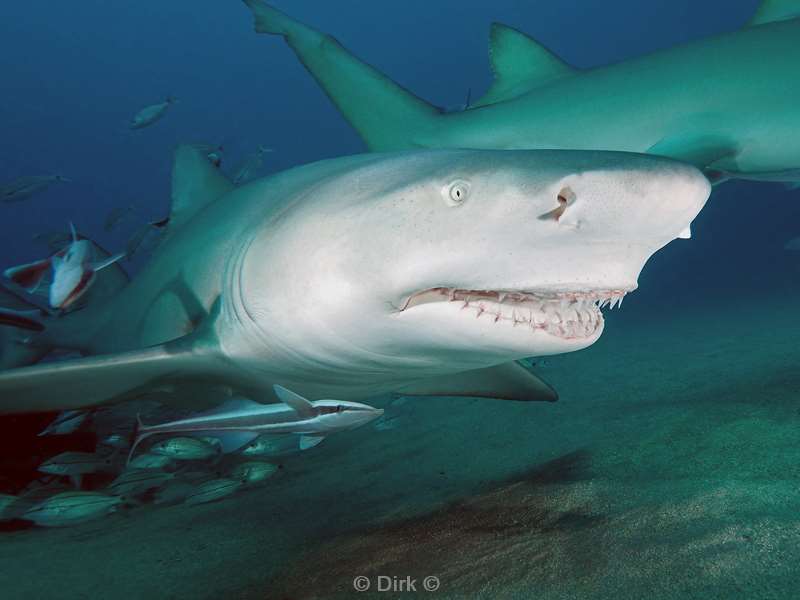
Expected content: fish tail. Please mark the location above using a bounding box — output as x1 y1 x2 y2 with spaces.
127 414 149 466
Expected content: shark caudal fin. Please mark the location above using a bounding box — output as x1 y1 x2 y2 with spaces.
747 0 800 26
241 0 441 151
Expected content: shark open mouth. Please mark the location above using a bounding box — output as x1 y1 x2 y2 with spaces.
399 287 631 339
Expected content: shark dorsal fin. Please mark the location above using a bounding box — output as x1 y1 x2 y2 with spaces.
169 144 234 233
475 23 575 107
273 385 315 418
748 0 800 25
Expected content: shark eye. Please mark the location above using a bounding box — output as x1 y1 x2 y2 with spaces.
443 179 470 206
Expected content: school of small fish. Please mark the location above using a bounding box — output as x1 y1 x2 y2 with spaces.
0 385 393 527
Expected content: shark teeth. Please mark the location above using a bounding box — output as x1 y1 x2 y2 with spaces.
400 287 632 340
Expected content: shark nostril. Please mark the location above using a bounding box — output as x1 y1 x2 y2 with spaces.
538 186 576 222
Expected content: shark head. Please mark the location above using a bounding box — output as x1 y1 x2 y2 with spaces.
311 400 385 432
234 149 709 381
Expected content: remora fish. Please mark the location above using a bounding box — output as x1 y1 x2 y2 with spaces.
0 146 709 414
24 492 122 527
0 175 69 203
130 384 384 461
4 223 124 310
241 0 800 185
129 97 176 130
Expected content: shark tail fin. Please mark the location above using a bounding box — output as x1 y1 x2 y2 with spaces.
241 0 441 150
748 0 800 25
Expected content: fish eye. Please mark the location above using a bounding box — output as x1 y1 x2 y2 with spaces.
442 179 470 206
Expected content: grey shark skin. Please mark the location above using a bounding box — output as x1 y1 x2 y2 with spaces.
0 146 709 414
240 0 800 184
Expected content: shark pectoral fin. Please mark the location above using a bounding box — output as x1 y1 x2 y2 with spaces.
474 23 576 107
299 434 325 450
4 258 51 292
396 361 558 402
647 134 738 170
748 0 800 25
0 344 220 415
273 384 316 418
241 0 439 151
169 144 233 235
0 297 228 415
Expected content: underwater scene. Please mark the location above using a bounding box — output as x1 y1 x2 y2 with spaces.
1 0 800 598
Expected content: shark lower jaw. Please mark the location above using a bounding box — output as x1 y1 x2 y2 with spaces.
398 286 632 341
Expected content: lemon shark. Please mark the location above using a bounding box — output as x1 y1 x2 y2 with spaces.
241 0 800 185
0 146 709 414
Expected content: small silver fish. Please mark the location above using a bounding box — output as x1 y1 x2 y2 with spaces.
38 410 89 436
24 492 122 527
232 145 273 186
103 205 134 232
150 437 218 461
0 175 69 203
108 469 175 497
129 97 177 130
128 453 172 470
241 434 299 457
0 494 28 521
230 461 277 485
184 478 241 505
100 433 129 449
38 451 116 476
153 480 196 506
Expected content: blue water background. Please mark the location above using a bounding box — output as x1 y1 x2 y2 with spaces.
1 0 797 319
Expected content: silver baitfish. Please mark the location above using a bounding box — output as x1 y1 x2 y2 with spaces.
129 97 176 129
38 451 116 476
230 461 278 485
38 410 89 436
108 469 175 497
150 437 218 461
0 175 69 203
24 492 122 527
184 478 242 506
128 453 172 470
240 434 299 457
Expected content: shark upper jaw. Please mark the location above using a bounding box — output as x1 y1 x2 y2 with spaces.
398 285 633 342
